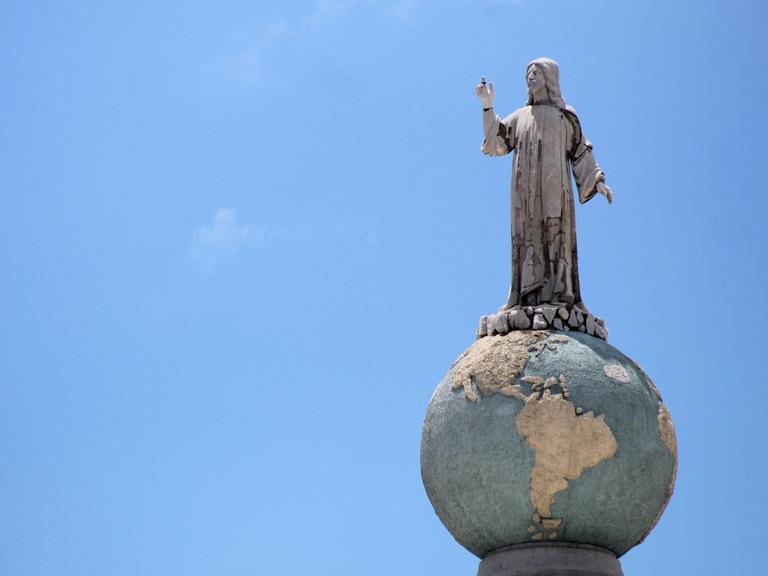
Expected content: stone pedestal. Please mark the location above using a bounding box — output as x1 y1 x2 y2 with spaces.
477 543 623 576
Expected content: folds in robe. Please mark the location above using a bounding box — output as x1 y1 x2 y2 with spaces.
481 104 605 310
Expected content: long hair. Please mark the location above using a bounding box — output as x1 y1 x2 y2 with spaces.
525 57 566 108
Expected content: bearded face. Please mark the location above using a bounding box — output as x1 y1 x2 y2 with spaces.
526 65 548 102
525 58 565 108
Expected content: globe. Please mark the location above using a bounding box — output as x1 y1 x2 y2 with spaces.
420 331 676 558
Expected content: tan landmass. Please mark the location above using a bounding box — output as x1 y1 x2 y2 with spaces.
516 390 617 517
636 400 678 546
603 363 630 383
658 403 677 459
451 332 565 401
449 333 618 539
657 402 678 508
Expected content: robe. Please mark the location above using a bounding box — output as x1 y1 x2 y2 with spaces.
482 104 605 311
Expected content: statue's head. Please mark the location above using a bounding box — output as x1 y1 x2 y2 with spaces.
525 57 566 108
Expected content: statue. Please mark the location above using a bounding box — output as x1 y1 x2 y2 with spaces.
476 58 613 313
421 58 676 576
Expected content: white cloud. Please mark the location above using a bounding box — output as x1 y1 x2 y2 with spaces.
390 0 420 25
211 0 421 83
189 208 266 270
213 19 289 84
310 0 359 23
188 207 361 271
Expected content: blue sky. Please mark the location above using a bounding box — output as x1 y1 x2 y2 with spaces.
1 1 766 574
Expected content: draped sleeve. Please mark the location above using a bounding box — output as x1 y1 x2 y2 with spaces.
481 109 517 157
565 107 606 204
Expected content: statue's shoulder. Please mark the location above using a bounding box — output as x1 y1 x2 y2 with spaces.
560 105 585 150
502 106 527 126
561 105 582 133
563 104 579 119
509 105 532 120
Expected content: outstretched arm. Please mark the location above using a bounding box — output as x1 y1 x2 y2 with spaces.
570 128 613 204
476 79 514 157
564 108 613 204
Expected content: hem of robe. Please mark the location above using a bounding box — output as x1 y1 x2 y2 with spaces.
499 298 591 315
506 284 589 310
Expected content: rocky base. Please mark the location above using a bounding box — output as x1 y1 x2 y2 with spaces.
477 304 608 340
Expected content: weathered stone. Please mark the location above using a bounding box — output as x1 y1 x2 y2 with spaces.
487 314 496 335
532 314 547 330
575 310 585 325
478 316 488 338
568 309 580 328
510 309 532 329
578 325 586 333
540 305 558 324
558 306 569 320
451 332 548 400
586 315 597 336
553 318 564 331
495 313 510 335
525 306 534 316
604 364 630 383
596 324 608 340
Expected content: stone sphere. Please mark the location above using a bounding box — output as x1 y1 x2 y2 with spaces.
420 331 676 558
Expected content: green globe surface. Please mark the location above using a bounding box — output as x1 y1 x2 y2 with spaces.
420 331 676 558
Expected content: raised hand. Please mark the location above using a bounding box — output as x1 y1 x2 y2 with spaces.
475 79 494 108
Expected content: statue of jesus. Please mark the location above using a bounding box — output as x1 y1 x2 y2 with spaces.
477 58 613 312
